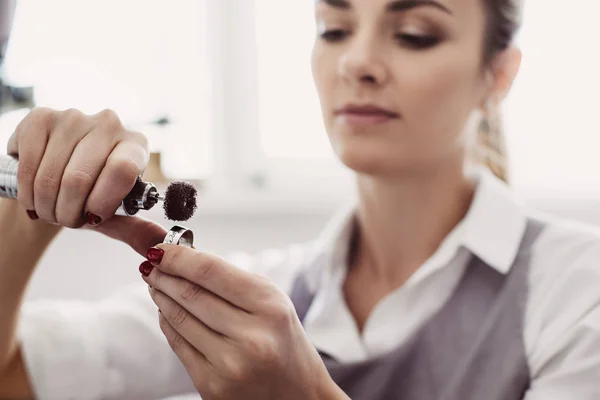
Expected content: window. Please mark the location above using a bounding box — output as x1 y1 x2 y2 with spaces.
255 0 329 159
3 0 213 180
250 0 354 200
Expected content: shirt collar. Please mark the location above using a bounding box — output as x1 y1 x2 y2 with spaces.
307 166 528 289
461 166 528 274
304 201 357 292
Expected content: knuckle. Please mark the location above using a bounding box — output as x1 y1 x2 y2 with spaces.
30 107 56 126
169 331 185 352
98 108 119 120
153 270 164 290
61 108 85 123
163 247 183 274
109 156 142 184
56 214 83 229
17 107 55 142
171 304 189 329
222 354 249 383
193 255 217 284
87 195 120 216
17 160 37 184
207 378 229 398
180 281 204 303
245 334 278 365
57 109 87 134
158 312 168 330
6 131 17 152
97 109 123 131
266 296 296 328
131 131 149 149
159 314 185 351
34 173 60 196
61 169 95 192
104 157 140 192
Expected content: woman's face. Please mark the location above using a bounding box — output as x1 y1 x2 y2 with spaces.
312 0 491 177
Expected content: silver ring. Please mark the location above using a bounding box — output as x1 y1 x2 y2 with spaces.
163 225 194 248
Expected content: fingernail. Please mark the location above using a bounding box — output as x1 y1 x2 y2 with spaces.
139 261 154 277
85 212 102 226
26 210 39 220
146 247 164 264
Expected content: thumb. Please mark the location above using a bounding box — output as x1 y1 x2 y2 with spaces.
87 215 168 256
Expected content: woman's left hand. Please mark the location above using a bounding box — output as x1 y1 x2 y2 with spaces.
140 244 348 400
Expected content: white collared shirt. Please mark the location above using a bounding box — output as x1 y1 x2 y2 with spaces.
18 167 600 399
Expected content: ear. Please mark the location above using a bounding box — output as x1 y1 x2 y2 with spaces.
485 47 522 103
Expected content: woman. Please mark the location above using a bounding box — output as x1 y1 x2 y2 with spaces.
1 0 600 398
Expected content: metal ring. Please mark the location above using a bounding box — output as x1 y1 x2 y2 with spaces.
163 225 194 248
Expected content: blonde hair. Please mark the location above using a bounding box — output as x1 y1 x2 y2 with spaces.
475 103 509 183
476 0 524 183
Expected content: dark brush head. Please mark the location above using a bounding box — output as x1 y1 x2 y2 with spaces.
163 181 198 221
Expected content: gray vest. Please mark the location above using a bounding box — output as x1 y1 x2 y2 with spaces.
290 218 545 400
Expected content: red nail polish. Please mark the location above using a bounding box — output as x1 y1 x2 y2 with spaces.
139 261 154 277
85 212 102 226
147 247 164 264
26 210 39 220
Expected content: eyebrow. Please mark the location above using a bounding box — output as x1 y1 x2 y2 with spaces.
319 0 453 15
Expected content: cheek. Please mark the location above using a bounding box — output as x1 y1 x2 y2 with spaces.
393 48 482 149
311 43 337 119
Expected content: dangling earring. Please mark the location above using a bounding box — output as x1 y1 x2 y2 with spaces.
477 98 509 182
479 109 491 137
476 99 493 163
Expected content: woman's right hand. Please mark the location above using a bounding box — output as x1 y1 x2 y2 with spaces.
7 107 148 228
4 107 167 255
0 108 168 397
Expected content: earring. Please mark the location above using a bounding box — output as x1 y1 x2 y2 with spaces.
479 118 490 135
478 99 500 153
479 99 492 136
476 99 509 182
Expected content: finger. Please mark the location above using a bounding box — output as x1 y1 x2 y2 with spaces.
153 245 273 312
144 267 248 339
34 109 93 222
54 128 121 228
6 130 18 156
90 215 167 256
151 286 227 366
85 136 148 223
157 311 214 389
9 108 56 211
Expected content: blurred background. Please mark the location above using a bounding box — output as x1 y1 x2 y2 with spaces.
0 0 599 304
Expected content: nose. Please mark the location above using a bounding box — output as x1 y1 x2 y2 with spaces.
339 34 388 87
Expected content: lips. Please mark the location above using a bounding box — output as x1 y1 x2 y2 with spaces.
335 103 400 126
337 104 399 117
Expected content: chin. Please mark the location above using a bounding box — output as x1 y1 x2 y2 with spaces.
334 139 406 177
328 125 460 178
326 120 412 176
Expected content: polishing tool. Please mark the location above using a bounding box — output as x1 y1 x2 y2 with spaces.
0 154 198 222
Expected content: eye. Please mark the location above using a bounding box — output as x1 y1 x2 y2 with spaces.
395 33 441 49
319 29 350 42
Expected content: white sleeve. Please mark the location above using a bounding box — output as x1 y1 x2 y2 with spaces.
18 282 195 400
524 240 600 399
17 243 312 400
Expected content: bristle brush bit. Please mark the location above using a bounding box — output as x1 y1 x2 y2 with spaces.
161 181 198 222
